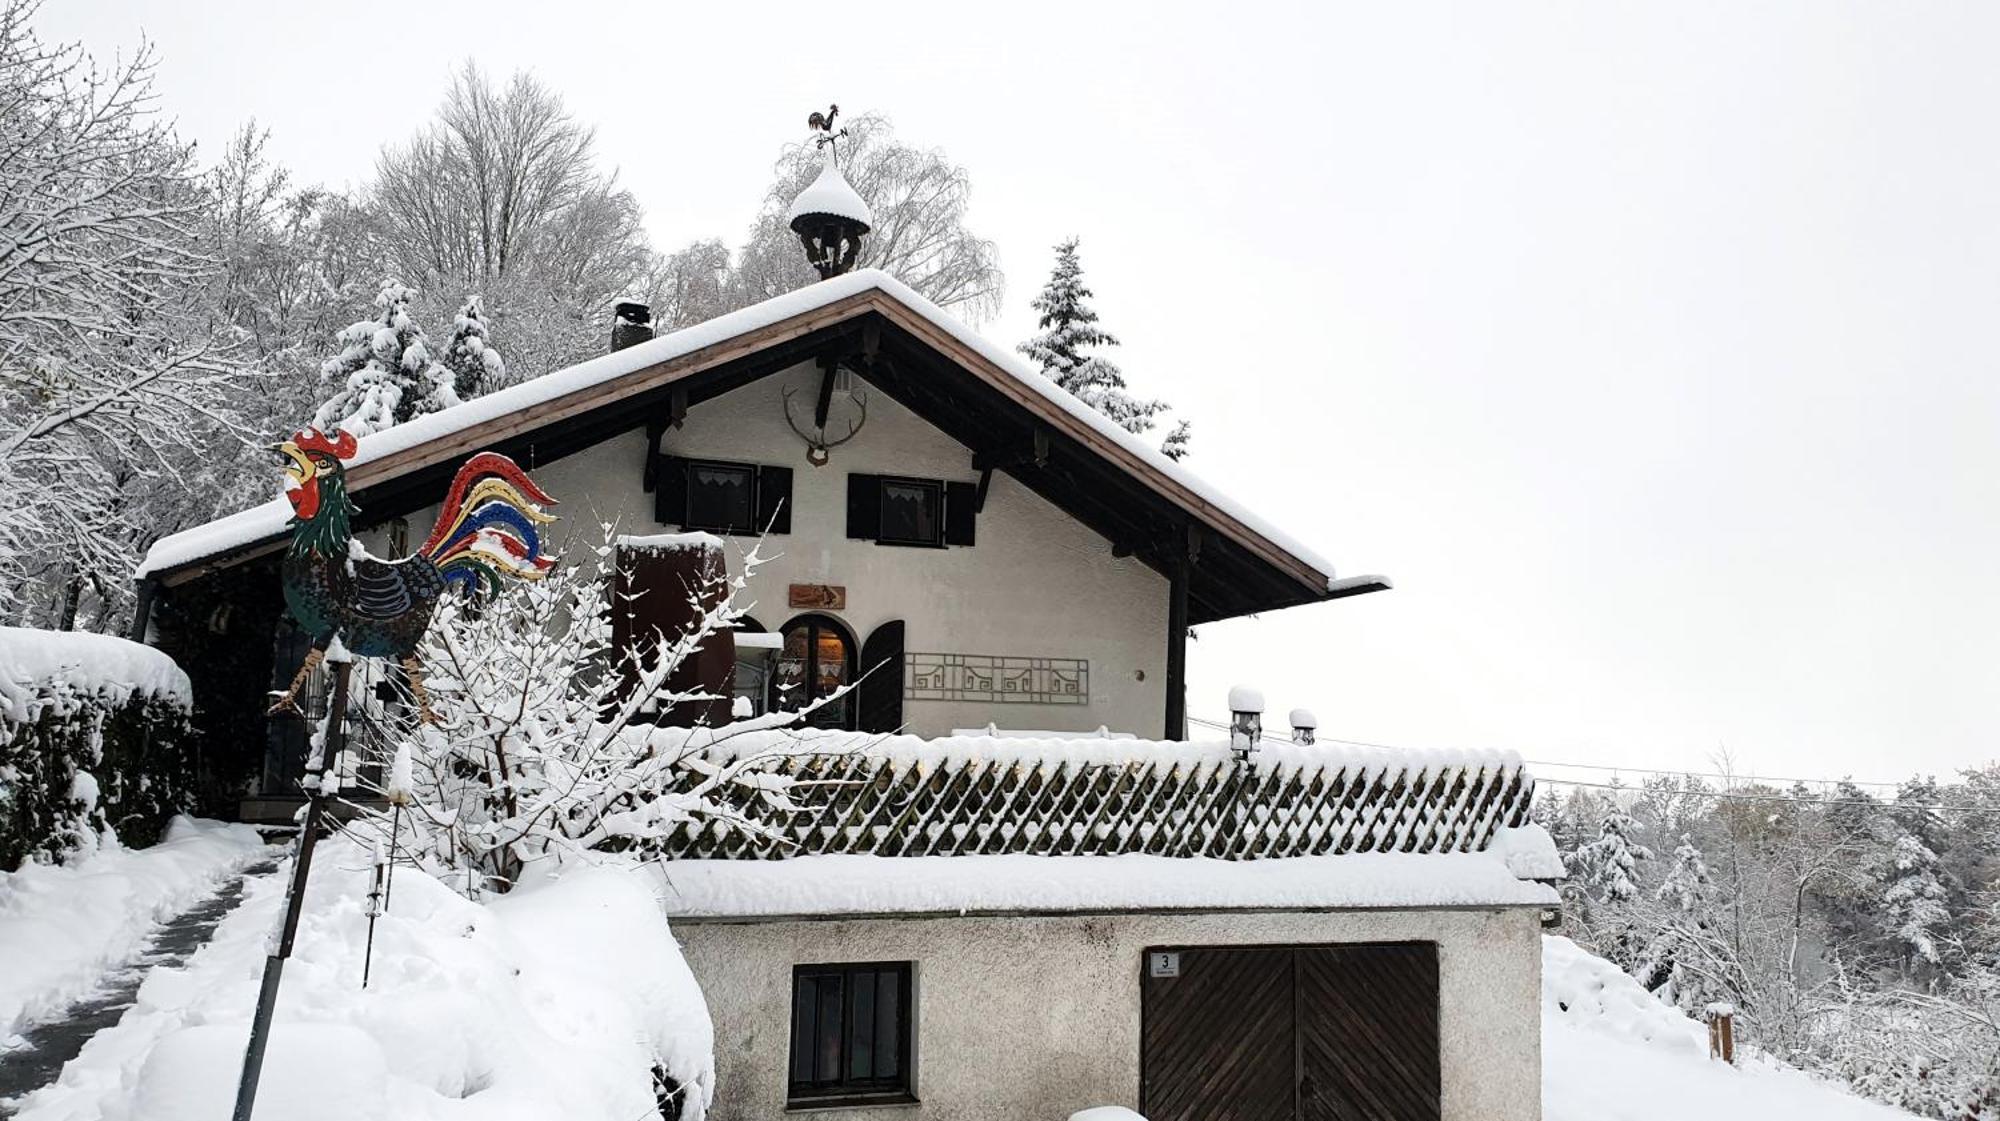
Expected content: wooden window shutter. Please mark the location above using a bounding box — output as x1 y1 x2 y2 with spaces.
857 620 905 734
943 481 977 547
654 454 688 527
756 465 793 535
846 474 882 539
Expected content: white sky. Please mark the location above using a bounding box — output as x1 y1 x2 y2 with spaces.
50 1 2000 783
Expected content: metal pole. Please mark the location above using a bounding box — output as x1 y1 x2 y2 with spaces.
232 654 352 1121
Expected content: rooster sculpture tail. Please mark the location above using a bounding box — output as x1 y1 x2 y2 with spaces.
420 451 559 598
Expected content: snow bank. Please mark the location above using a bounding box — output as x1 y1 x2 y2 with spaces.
137 271 1360 592
0 627 190 724
657 851 1557 918
0 817 264 1043
1542 935 1917 1121
12 844 715 1121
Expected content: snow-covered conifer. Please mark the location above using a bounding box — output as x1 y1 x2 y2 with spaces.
1019 238 1181 440
1881 831 1952 970
435 295 506 399
1570 806 1654 904
313 282 445 436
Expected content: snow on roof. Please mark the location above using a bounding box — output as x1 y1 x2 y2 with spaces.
138 271 1365 589
0 627 192 723
785 149 874 229
644 728 1536 867
656 851 1558 920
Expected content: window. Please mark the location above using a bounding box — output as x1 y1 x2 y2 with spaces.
686 461 756 535
788 962 914 1107
847 475 978 547
879 478 942 547
771 613 854 730
654 455 792 536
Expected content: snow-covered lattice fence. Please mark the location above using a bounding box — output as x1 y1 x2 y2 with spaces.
648 733 1534 861
0 628 197 869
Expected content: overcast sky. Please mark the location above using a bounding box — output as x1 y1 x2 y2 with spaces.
51 1 2000 784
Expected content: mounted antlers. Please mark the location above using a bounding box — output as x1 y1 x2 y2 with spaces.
783 384 867 467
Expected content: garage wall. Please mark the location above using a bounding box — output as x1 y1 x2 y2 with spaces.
674 906 1543 1121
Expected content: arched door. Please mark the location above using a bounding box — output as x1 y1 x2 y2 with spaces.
771 613 856 730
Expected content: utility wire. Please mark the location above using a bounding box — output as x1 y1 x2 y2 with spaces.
1185 715 1989 813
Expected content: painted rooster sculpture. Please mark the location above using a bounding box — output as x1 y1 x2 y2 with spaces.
267 427 558 721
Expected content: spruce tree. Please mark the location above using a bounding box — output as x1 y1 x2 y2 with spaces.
1019 238 1191 456
436 294 506 400
1881 831 1951 973
1571 806 1653 904
313 281 450 437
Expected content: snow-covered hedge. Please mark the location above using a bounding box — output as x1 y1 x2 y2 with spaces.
0 627 197 870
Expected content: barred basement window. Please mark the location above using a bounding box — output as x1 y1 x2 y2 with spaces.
787 961 915 1107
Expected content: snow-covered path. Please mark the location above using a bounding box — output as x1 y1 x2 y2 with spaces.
1541 935 1918 1121
0 818 267 1046
0 854 279 1115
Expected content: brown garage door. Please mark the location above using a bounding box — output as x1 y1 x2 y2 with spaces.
1140 943 1440 1121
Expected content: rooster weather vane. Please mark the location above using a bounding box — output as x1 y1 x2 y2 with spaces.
267 427 559 723
235 428 560 1121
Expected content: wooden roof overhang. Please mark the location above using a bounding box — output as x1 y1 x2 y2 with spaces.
153 290 1382 624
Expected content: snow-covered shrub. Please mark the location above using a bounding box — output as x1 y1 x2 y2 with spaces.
349 530 827 895
0 628 197 869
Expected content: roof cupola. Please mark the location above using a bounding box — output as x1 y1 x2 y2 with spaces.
787 104 873 279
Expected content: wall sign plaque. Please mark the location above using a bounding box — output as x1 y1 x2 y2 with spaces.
788 583 846 610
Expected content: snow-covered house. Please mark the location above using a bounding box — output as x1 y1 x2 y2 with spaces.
131 145 1558 1120
132 275 1385 813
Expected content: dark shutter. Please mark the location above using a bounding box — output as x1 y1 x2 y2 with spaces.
856 620 905 734
654 454 688 527
757 465 793 535
847 474 882 539
944 481 977 546
608 540 737 728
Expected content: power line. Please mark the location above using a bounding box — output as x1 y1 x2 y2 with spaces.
1186 714 1985 812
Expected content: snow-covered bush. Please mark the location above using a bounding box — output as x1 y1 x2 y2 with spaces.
349 530 827 895
0 628 197 869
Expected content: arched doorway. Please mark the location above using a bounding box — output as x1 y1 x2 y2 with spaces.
771 613 857 729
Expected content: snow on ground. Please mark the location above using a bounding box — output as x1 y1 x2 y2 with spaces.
0 817 264 1044
10 841 714 1121
1542 934 1917 1121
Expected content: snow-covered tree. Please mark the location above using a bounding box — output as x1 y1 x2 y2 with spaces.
0 0 242 624
1636 834 1740 1013
1881 831 1952 974
1017 238 1193 459
1570 805 1654 905
350 530 834 895
434 295 504 400
313 282 456 436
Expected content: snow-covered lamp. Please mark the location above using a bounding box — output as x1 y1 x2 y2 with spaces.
788 105 873 279
1290 708 1317 745
1228 685 1264 759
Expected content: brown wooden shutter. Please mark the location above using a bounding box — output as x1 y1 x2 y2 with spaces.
654 455 688 527
856 620 905 733
609 538 737 728
943 481 977 546
757 465 793 535
846 474 882 539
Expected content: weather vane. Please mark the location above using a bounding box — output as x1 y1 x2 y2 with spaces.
807 102 846 161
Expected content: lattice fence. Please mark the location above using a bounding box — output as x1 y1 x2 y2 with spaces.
654 751 1535 861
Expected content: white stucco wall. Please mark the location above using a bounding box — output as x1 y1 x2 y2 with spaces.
674 906 1544 1121
384 361 1172 738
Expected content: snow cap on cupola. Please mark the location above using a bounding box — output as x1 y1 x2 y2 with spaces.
788 103 872 279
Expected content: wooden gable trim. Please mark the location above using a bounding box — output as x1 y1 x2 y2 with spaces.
156 285 1340 601
855 292 1331 596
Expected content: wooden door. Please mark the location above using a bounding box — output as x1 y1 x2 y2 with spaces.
1141 943 1440 1121
1297 944 1440 1121
1141 947 1296 1121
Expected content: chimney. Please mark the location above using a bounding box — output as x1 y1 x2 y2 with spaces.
611 301 653 352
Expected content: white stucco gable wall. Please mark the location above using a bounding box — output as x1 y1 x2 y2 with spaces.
385 358 1171 738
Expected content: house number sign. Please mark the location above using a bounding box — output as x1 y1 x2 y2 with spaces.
788 584 846 610
1148 951 1181 978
